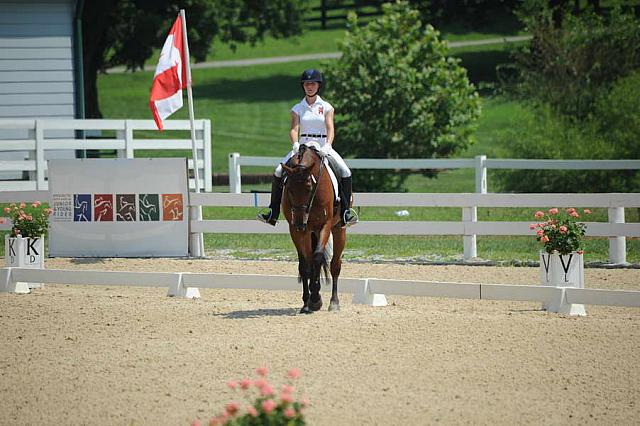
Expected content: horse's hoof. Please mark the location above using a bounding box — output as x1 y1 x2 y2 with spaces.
309 299 323 311
328 302 340 312
299 306 313 314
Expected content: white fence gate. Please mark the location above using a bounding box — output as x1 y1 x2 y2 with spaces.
0 119 212 192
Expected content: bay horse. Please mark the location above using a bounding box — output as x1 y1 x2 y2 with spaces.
281 143 347 314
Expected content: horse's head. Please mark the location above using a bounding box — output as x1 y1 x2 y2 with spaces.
282 145 321 231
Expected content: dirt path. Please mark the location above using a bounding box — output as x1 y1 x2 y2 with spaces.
1 258 638 425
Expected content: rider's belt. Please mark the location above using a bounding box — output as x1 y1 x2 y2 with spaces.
301 134 326 138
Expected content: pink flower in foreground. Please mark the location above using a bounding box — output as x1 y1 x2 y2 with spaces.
260 384 275 396
225 402 239 416
280 392 294 404
256 366 268 377
281 384 295 394
583 209 592 215
208 418 219 426
246 406 258 417
0 218 4 224
261 399 277 414
534 211 545 219
226 380 238 389
287 368 301 379
19 202 25 209
301 398 310 408
254 378 268 390
548 208 559 215
239 378 251 390
529 223 538 230
540 235 550 243
284 407 296 419
570 211 580 218
191 420 202 426
559 226 568 234
44 208 53 215
3 207 10 213
566 207 576 214
536 229 544 237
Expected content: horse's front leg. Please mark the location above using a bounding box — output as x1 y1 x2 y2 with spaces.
298 253 312 314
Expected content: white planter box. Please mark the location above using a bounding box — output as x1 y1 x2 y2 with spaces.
539 251 585 316
4 235 45 290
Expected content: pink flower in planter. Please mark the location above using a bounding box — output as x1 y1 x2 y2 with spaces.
191 420 201 426
559 226 568 234
536 229 544 237
529 223 538 230
534 211 545 219
3 207 10 213
256 366 268 377
570 211 580 218
226 380 238 389
260 384 275 396
566 207 576 214
583 209 592 214
548 208 559 215
261 399 277 414
19 202 25 209
254 378 268 390
208 418 219 426
281 384 295 394
239 378 251 389
541 235 550 243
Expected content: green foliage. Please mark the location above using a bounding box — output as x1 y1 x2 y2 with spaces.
323 2 481 191
532 208 589 255
510 1 640 119
83 0 308 117
495 72 640 193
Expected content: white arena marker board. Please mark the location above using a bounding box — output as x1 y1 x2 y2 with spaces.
48 158 189 257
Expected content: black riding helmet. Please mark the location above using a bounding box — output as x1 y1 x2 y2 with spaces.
300 69 323 95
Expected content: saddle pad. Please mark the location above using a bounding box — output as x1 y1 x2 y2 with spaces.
324 158 340 203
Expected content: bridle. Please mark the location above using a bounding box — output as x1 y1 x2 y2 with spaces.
285 145 326 231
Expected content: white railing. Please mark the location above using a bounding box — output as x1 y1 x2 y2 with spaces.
0 119 213 192
227 153 640 194
1 191 638 264
188 192 640 264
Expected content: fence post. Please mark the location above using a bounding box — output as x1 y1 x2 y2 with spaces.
475 155 487 194
462 207 477 260
124 120 134 158
463 155 486 260
35 120 45 190
608 207 626 264
228 153 241 194
321 0 327 29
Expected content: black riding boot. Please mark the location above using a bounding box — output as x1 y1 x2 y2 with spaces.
340 176 358 226
257 176 283 226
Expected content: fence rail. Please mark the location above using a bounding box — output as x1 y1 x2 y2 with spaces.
0 119 212 192
228 153 640 194
0 191 637 264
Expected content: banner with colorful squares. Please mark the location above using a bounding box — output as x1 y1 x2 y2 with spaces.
48 159 189 257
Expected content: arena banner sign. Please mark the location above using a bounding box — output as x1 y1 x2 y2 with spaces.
48 159 189 257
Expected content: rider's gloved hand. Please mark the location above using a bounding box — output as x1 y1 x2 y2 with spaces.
292 141 300 154
321 144 332 155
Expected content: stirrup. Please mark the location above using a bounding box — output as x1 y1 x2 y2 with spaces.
342 208 359 227
256 208 277 226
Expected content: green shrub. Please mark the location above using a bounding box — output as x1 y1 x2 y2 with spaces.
511 2 640 120
495 72 640 193
323 2 481 192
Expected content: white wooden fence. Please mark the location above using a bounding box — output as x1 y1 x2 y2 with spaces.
228 153 640 195
0 191 638 264
189 192 640 264
0 119 212 192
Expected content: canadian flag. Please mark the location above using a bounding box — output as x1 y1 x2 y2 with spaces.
149 15 188 130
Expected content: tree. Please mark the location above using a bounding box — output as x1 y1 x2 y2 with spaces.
323 2 481 191
82 0 307 118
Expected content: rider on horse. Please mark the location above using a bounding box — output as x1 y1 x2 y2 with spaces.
257 69 359 227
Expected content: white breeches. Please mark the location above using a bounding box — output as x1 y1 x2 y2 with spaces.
274 145 352 178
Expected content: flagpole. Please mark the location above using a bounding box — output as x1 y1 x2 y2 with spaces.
180 9 204 257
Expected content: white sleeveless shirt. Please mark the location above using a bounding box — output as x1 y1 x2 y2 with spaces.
291 96 334 144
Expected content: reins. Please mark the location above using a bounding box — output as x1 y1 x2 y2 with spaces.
285 146 326 218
